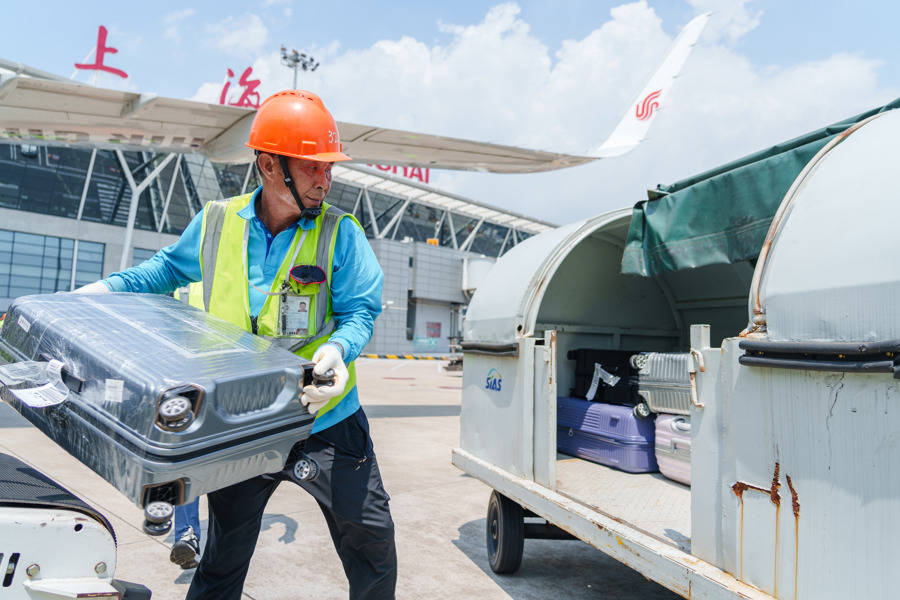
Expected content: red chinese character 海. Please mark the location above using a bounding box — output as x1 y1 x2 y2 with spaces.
219 67 261 109
74 25 128 79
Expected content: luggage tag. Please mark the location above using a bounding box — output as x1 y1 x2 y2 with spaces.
585 362 620 401
0 360 69 407
279 265 327 337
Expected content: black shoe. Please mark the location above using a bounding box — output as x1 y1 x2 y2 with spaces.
170 527 200 570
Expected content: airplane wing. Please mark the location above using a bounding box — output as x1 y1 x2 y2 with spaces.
0 14 708 173
0 75 592 174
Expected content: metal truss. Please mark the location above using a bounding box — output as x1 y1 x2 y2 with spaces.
334 164 551 257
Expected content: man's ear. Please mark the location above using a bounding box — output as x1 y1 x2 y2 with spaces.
256 153 278 182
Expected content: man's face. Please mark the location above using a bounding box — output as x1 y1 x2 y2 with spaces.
286 156 333 210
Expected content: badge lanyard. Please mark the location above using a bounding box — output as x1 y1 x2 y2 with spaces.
242 225 309 298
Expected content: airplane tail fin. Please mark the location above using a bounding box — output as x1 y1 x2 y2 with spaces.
591 12 711 158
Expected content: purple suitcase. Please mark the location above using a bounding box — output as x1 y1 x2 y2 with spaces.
557 397 657 473
654 414 691 485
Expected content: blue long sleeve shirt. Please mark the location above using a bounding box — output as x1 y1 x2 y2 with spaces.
104 187 383 433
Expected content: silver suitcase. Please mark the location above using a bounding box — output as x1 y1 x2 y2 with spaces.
630 352 693 415
0 293 322 533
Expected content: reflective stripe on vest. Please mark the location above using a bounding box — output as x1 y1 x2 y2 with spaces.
197 194 361 419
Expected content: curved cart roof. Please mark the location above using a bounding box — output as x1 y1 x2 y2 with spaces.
753 109 900 342
464 207 753 348
463 210 631 345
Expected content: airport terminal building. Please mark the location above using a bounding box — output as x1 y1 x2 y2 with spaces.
0 144 552 353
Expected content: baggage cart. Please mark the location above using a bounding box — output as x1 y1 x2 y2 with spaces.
452 104 900 600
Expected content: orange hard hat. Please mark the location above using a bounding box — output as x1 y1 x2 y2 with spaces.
246 90 350 162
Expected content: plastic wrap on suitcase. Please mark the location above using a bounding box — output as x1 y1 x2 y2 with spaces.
566 348 637 404
654 414 691 485
0 293 317 508
557 396 657 473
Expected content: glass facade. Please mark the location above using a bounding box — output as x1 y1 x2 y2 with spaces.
323 179 525 257
0 145 206 235
0 228 104 306
0 143 533 259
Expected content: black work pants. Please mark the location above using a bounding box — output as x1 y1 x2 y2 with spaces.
185 408 397 600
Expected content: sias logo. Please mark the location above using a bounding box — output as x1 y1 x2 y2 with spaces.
635 89 661 121
485 368 502 392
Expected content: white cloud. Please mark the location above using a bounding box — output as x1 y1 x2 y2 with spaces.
191 1 896 224
191 81 225 104
208 14 269 58
688 0 762 44
163 8 196 43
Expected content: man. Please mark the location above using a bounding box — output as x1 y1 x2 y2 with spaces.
77 90 396 599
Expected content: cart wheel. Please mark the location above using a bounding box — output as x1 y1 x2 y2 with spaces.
142 518 172 536
633 401 651 419
144 500 174 524
290 452 320 483
486 490 524 574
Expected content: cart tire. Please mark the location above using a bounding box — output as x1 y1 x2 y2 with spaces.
633 401 651 419
142 518 172 536
486 490 524 574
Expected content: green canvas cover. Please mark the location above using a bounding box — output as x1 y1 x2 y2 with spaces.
621 98 900 277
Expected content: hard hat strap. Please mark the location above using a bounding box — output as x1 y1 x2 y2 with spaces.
277 154 322 221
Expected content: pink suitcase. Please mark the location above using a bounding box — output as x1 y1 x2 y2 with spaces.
654 414 691 485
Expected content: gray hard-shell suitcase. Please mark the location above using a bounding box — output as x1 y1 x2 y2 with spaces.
0 293 324 531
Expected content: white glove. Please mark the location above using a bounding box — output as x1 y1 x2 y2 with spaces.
73 281 111 294
301 343 349 415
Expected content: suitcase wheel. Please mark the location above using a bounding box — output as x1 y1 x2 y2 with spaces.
144 500 175 524
142 518 172 536
157 395 195 430
290 452 320 483
629 353 649 370
633 401 651 419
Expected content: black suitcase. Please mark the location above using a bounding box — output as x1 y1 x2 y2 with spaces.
566 348 638 404
0 293 324 533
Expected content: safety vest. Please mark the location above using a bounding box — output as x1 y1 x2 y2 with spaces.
190 193 360 419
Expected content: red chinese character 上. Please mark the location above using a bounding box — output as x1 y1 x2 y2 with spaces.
74 25 128 79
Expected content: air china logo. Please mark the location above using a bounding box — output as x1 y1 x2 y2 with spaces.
485 368 503 392
635 89 661 121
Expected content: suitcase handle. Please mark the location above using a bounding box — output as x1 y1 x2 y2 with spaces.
39 354 84 394
671 418 691 433
302 366 335 387
312 369 335 387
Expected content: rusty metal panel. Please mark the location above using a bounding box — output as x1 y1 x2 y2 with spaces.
694 337 900 598
690 343 728 572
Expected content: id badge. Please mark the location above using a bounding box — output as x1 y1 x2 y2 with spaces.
281 290 312 337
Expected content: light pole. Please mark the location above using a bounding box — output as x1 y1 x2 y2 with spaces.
280 45 320 89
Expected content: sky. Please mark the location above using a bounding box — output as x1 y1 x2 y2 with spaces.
2 1 899 226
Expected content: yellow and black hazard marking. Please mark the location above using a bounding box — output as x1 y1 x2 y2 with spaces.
362 353 453 360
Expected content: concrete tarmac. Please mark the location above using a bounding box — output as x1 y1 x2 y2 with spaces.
0 358 678 599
